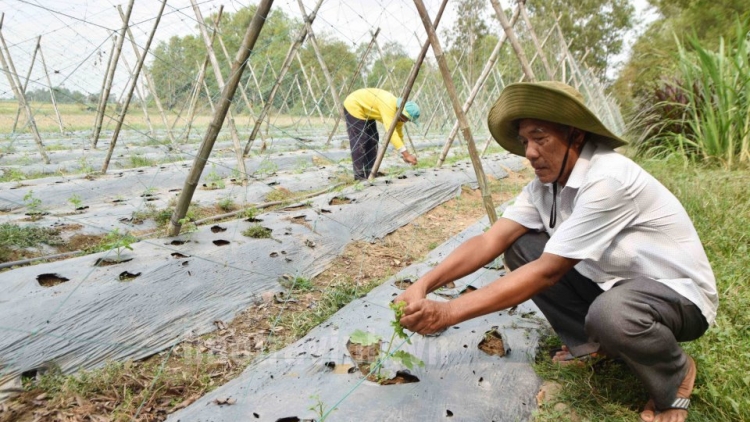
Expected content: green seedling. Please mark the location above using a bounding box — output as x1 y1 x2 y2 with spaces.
205 166 225 189
349 302 424 382
23 190 45 220
102 228 136 262
68 194 83 211
308 394 332 421
217 196 235 212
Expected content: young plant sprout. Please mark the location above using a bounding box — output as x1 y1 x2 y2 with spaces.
349 301 424 382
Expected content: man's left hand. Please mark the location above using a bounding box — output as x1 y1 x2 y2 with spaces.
400 299 454 334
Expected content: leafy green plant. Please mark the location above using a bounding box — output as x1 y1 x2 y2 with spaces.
308 394 331 421
0 168 25 183
68 194 83 211
349 302 424 382
101 228 136 262
217 196 235 212
256 159 278 178
23 190 45 220
634 20 750 168
204 166 225 189
242 224 272 239
280 275 314 292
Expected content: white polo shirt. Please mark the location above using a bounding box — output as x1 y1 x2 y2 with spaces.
503 142 718 325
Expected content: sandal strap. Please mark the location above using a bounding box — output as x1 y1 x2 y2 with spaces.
669 397 690 410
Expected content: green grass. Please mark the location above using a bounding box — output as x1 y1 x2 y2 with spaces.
534 158 750 421
0 223 63 262
242 224 272 239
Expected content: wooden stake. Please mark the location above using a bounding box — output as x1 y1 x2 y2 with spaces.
435 4 521 167
413 0 497 223
242 0 324 156
101 0 166 173
183 9 223 143
168 0 274 237
490 0 535 82
92 0 134 148
0 16 49 163
117 5 175 145
368 0 450 180
190 0 248 182
37 38 63 133
297 0 346 147
120 53 154 136
518 0 553 78
295 51 325 121
11 35 39 132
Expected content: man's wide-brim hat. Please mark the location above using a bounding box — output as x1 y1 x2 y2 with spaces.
487 81 627 156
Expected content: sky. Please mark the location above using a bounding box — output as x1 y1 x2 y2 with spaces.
0 0 657 101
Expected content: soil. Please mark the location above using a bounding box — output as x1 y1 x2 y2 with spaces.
2 167 533 421
346 340 382 376
478 329 506 357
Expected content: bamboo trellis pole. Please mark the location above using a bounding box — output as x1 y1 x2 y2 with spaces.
368 0 449 180
101 0 166 174
120 53 155 136
215 16 257 117
92 0 134 148
490 0 535 82
11 35 39 133
413 0 497 223
242 0 324 156
0 14 49 163
297 0 345 147
190 0 248 182
183 9 223 143
117 4 175 146
168 0 273 237
518 0 553 78
435 4 521 167
323 27 381 147
37 38 63 133
295 51 325 121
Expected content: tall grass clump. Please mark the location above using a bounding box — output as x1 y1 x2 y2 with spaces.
634 20 750 168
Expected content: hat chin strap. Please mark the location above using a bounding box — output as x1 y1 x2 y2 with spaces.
549 134 574 229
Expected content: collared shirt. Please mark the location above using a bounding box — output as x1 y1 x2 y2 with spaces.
343 88 406 151
503 142 718 324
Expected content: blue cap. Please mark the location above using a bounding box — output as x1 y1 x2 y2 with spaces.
397 98 421 123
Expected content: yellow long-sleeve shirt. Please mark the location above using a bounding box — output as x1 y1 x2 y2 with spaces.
343 88 406 151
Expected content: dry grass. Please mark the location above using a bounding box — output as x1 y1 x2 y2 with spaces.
2 170 531 421
0 101 333 134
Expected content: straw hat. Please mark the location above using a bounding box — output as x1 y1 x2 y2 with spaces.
487 81 627 156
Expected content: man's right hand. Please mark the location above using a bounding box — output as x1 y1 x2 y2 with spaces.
394 281 427 307
401 151 418 165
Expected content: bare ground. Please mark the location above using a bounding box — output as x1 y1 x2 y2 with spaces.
1 167 532 422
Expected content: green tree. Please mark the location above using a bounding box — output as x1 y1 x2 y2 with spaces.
526 0 635 77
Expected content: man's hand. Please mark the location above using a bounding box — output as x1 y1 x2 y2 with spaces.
394 282 427 308
399 299 454 335
401 151 418 165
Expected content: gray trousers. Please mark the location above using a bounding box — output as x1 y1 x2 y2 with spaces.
505 231 708 410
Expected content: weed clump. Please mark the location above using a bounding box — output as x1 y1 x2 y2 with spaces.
242 224 272 239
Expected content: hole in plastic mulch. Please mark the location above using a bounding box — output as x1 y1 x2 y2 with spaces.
37 273 70 287
393 278 413 290
213 239 231 246
94 257 133 267
329 196 353 205
478 327 508 357
211 225 227 233
118 271 141 281
171 252 189 258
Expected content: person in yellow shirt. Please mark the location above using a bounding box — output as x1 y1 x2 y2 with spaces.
343 88 420 180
